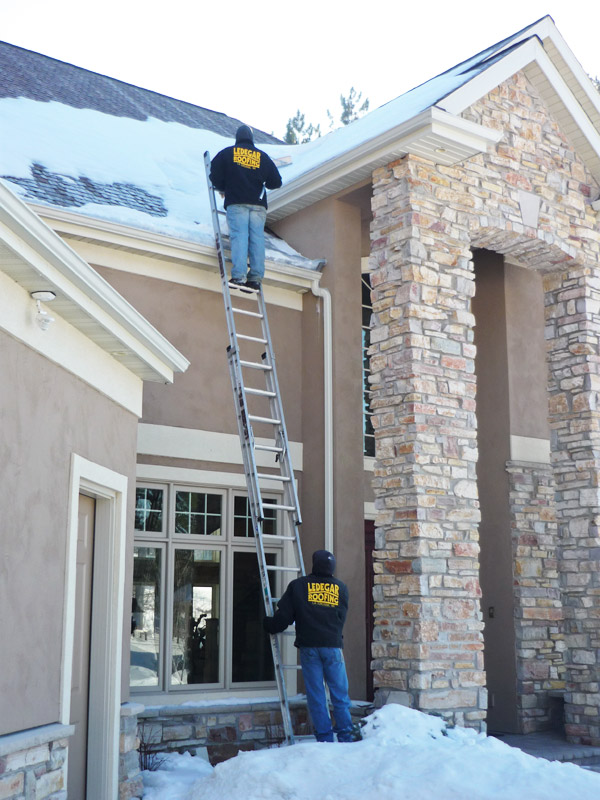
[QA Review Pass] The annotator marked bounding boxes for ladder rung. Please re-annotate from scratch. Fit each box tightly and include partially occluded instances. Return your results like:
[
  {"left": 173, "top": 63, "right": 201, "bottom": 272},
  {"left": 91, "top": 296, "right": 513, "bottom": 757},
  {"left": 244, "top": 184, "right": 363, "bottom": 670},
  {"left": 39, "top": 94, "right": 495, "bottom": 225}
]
[
  {"left": 281, "top": 664, "right": 303, "bottom": 670},
  {"left": 254, "top": 444, "right": 283, "bottom": 453},
  {"left": 245, "top": 388, "right": 276, "bottom": 398},
  {"left": 232, "top": 307, "right": 263, "bottom": 318},
  {"left": 262, "top": 534, "right": 296, "bottom": 541},
  {"left": 263, "top": 502, "right": 296, "bottom": 511},
  {"left": 237, "top": 334, "right": 268, "bottom": 344},
  {"left": 256, "top": 473, "right": 291, "bottom": 482},
  {"left": 249, "top": 415, "right": 281, "bottom": 425},
  {"left": 266, "top": 565, "right": 301, "bottom": 572},
  {"left": 240, "top": 360, "right": 272, "bottom": 371}
]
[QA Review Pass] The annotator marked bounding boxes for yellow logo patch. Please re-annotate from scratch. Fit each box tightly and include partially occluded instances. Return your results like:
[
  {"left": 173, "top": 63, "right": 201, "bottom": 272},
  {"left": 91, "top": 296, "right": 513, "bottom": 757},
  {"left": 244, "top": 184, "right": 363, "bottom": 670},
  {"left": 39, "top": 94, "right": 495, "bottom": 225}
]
[
  {"left": 308, "top": 582, "right": 339, "bottom": 607},
  {"left": 233, "top": 147, "right": 261, "bottom": 169}
]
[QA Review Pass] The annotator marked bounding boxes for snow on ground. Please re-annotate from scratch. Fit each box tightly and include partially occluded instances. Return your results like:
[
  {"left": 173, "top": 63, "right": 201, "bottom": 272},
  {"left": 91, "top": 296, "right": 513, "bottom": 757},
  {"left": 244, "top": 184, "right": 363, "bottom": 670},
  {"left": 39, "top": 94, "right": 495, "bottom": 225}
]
[{"left": 141, "top": 704, "right": 600, "bottom": 800}]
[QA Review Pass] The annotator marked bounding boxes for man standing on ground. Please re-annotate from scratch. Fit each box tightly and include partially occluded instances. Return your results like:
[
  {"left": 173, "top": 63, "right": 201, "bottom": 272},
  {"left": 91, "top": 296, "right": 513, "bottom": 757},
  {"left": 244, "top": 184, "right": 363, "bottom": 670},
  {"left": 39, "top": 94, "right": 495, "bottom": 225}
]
[
  {"left": 263, "top": 549, "right": 356, "bottom": 742},
  {"left": 209, "top": 125, "right": 282, "bottom": 291}
]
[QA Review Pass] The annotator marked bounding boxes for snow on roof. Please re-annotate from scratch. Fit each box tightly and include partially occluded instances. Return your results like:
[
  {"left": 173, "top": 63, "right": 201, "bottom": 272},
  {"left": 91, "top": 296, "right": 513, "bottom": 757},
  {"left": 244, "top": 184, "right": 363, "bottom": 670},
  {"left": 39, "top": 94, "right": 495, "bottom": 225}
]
[{"left": 0, "top": 18, "right": 551, "bottom": 269}]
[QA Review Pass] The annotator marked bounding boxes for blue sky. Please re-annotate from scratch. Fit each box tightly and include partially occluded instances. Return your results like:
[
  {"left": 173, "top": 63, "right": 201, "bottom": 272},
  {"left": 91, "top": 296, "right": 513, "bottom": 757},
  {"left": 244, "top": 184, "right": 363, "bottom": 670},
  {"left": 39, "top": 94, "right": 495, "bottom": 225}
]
[{"left": 2, "top": 0, "right": 599, "bottom": 138}]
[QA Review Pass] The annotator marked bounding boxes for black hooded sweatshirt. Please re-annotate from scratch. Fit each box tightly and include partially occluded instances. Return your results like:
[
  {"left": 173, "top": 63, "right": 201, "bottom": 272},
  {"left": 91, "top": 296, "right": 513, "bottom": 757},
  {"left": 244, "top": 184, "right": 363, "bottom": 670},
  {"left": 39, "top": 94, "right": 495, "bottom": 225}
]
[
  {"left": 263, "top": 550, "right": 349, "bottom": 648},
  {"left": 209, "top": 125, "right": 282, "bottom": 209}
]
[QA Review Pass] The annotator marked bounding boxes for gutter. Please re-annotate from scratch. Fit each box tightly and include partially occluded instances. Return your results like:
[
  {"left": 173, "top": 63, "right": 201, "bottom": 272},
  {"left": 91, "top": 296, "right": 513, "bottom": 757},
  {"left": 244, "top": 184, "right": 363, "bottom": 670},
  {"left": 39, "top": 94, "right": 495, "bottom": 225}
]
[{"left": 310, "top": 277, "right": 334, "bottom": 552}]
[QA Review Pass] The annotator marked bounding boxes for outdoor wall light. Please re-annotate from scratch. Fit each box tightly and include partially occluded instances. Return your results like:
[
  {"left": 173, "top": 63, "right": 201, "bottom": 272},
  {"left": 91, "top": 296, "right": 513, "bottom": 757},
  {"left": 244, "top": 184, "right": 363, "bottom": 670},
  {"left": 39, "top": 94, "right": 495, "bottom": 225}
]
[{"left": 30, "top": 290, "right": 56, "bottom": 332}]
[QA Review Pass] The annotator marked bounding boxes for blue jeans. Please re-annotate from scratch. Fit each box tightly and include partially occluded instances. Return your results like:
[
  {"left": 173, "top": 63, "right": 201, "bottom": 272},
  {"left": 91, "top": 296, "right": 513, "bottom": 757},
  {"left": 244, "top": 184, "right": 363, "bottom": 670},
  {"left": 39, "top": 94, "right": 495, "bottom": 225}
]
[
  {"left": 226, "top": 204, "right": 267, "bottom": 282},
  {"left": 299, "top": 647, "right": 353, "bottom": 742}
]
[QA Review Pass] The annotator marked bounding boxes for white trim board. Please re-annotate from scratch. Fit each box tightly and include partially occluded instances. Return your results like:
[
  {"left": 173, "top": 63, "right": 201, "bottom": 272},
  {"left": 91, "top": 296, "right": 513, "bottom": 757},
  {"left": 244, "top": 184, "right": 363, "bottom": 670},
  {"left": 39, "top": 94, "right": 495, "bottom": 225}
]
[
  {"left": 137, "top": 464, "right": 286, "bottom": 492},
  {"left": 509, "top": 435, "right": 550, "bottom": 464},
  {"left": 62, "top": 455, "right": 129, "bottom": 800},
  {"left": 0, "top": 267, "right": 144, "bottom": 416},
  {"left": 65, "top": 238, "right": 305, "bottom": 311},
  {"left": 137, "top": 423, "right": 303, "bottom": 471}
]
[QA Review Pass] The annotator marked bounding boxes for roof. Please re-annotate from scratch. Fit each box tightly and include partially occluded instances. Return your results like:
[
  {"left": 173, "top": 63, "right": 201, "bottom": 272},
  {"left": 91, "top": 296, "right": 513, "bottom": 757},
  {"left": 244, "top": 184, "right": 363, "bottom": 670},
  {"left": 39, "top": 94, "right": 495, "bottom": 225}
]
[
  {"left": 268, "top": 15, "right": 600, "bottom": 219},
  {"left": 0, "top": 41, "right": 281, "bottom": 143},
  {"left": 1, "top": 17, "right": 599, "bottom": 248}
]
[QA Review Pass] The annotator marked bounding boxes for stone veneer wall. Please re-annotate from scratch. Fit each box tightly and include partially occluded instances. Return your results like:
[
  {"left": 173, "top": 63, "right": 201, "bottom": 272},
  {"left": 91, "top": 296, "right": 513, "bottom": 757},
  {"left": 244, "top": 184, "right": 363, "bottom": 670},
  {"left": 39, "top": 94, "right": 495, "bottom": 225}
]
[
  {"left": 506, "top": 461, "right": 565, "bottom": 732},
  {"left": 138, "top": 700, "right": 312, "bottom": 765},
  {"left": 120, "top": 703, "right": 144, "bottom": 800},
  {"left": 0, "top": 723, "right": 73, "bottom": 800},
  {"left": 369, "top": 69, "right": 600, "bottom": 739}
]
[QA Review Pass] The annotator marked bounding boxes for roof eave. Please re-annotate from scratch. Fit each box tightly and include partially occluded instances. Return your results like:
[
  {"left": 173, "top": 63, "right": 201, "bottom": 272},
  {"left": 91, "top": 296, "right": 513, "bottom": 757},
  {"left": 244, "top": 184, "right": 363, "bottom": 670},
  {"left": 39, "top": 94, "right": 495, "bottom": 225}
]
[
  {"left": 0, "top": 180, "right": 190, "bottom": 383},
  {"left": 268, "top": 18, "right": 600, "bottom": 223},
  {"left": 440, "top": 35, "right": 600, "bottom": 186},
  {"left": 31, "top": 203, "right": 323, "bottom": 293},
  {"left": 267, "top": 107, "right": 502, "bottom": 223}
]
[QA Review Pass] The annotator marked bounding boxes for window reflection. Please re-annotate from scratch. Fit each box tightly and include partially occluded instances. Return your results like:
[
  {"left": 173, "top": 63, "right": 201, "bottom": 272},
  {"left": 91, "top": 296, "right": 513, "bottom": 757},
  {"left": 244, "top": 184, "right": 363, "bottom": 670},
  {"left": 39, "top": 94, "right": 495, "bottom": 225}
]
[
  {"left": 171, "top": 549, "right": 221, "bottom": 685},
  {"left": 233, "top": 496, "right": 277, "bottom": 537},
  {"left": 175, "top": 491, "right": 222, "bottom": 536},
  {"left": 135, "top": 488, "right": 164, "bottom": 532},
  {"left": 232, "top": 551, "right": 275, "bottom": 682},
  {"left": 130, "top": 547, "right": 161, "bottom": 687}
]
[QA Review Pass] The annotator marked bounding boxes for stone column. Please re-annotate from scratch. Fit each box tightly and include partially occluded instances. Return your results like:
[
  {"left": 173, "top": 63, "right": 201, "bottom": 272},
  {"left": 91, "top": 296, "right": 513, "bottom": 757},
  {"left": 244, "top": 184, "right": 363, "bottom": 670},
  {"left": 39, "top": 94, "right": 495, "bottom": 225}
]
[
  {"left": 506, "top": 461, "right": 564, "bottom": 732},
  {"left": 545, "top": 266, "right": 600, "bottom": 745},
  {"left": 369, "top": 156, "right": 486, "bottom": 729}
]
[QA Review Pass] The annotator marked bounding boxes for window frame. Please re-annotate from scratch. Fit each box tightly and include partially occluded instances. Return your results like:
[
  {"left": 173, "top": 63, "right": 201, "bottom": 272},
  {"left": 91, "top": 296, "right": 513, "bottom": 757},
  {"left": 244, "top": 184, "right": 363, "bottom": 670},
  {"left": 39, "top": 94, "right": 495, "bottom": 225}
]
[
  {"left": 362, "top": 272, "right": 375, "bottom": 458},
  {"left": 131, "top": 482, "right": 283, "bottom": 695}
]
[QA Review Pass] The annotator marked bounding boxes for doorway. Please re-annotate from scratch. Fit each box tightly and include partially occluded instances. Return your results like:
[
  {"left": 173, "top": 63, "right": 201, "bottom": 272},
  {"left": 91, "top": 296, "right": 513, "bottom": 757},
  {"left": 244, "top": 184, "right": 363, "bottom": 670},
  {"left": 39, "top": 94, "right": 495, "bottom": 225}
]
[
  {"left": 69, "top": 494, "right": 96, "bottom": 798},
  {"left": 62, "top": 455, "right": 129, "bottom": 800}
]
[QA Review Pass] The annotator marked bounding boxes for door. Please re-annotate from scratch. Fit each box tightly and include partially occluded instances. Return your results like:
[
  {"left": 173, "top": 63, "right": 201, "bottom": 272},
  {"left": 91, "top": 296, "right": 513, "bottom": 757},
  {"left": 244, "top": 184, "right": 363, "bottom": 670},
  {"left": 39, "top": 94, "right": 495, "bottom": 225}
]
[{"left": 69, "top": 493, "right": 96, "bottom": 799}]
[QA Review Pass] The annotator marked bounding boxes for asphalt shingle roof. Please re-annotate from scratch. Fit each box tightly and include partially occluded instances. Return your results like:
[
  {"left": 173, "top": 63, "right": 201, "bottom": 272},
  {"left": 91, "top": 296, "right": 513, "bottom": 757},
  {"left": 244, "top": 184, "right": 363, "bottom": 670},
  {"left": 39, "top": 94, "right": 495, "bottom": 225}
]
[{"left": 0, "top": 40, "right": 281, "bottom": 144}]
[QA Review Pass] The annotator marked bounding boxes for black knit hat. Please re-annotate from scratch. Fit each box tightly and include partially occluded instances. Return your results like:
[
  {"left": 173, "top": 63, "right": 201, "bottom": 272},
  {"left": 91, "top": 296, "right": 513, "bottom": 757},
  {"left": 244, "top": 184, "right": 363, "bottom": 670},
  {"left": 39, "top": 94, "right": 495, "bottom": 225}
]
[
  {"left": 312, "top": 550, "right": 336, "bottom": 577},
  {"left": 235, "top": 124, "right": 254, "bottom": 144}
]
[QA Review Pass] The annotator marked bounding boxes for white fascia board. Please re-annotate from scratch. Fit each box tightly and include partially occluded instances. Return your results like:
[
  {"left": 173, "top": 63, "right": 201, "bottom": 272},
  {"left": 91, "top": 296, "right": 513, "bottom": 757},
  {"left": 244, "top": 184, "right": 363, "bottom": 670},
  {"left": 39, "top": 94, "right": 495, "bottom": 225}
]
[
  {"left": 268, "top": 108, "right": 501, "bottom": 221},
  {"left": 499, "top": 16, "right": 600, "bottom": 124},
  {"left": 31, "top": 203, "right": 219, "bottom": 263},
  {"left": 33, "top": 204, "right": 322, "bottom": 295},
  {"left": 0, "top": 181, "right": 189, "bottom": 380},
  {"left": 440, "top": 37, "right": 600, "bottom": 181},
  {"left": 440, "top": 38, "right": 543, "bottom": 114}
]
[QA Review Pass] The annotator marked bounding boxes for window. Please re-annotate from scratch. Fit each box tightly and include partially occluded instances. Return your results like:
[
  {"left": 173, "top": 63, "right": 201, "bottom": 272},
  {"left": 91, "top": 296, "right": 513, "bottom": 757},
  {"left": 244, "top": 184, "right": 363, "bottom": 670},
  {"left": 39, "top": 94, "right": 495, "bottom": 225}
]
[
  {"left": 130, "top": 484, "right": 280, "bottom": 693},
  {"left": 362, "top": 276, "right": 375, "bottom": 457}
]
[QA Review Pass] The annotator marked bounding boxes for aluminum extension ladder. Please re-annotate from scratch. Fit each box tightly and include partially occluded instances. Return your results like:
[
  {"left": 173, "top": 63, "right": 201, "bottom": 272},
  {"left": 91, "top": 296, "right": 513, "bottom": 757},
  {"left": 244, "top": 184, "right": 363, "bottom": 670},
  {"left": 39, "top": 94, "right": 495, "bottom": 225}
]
[{"left": 204, "top": 152, "right": 306, "bottom": 743}]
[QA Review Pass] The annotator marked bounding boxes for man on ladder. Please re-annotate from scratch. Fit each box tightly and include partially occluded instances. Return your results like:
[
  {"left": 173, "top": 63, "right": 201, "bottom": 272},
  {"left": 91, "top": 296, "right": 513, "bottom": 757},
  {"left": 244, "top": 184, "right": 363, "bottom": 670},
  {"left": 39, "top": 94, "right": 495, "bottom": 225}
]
[{"left": 209, "top": 124, "right": 282, "bottom": 291}]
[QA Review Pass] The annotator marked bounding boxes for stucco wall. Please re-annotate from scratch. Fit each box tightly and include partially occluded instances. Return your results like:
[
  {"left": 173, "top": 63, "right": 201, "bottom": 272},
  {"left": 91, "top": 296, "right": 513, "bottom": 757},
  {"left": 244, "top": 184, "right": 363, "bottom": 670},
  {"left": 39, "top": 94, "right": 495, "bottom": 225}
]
[
  {"left": 273, "top": 193, "right": 369, "bottom": 699},
  {"left": 95, "top": 267, "right": 303, "bottom": 443},
  {"left": 0, "top": 331, "right": 137, "bottom": 736}
]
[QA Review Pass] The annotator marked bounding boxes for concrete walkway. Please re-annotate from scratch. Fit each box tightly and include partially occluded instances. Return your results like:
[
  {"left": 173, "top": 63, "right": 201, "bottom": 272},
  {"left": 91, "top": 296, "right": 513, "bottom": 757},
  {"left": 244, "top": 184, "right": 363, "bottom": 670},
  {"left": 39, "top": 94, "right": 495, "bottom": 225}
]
[{"left": 495, "top": 731, "right": 600, "bottom": 772}]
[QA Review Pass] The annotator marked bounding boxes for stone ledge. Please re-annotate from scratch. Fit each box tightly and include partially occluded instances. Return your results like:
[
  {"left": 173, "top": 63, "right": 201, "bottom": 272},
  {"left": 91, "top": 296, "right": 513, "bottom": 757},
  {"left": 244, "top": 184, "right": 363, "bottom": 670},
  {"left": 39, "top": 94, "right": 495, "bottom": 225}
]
[
  {"left": 140, "top": 698, "right": 307, "bottom": 719},
  {"left": 506, "top": 460, "right": 553, "bottom": 471},
  {"left": 121, "top": 702, "right": 145, "bottom": 718},
  {"left": 0, "top": 723, "right": 75, "bottom": 757}
]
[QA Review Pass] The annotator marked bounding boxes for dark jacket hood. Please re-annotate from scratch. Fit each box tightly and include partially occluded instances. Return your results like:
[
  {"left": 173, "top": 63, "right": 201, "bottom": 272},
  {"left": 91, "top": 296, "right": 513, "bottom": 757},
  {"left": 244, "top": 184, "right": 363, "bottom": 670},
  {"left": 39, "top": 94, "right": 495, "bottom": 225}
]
[
  {"left": 235, "top": 124, "right": 254, "bottom": 145},
  {"left": 312, "top": 550, "right": 336, "bottom": 577}
]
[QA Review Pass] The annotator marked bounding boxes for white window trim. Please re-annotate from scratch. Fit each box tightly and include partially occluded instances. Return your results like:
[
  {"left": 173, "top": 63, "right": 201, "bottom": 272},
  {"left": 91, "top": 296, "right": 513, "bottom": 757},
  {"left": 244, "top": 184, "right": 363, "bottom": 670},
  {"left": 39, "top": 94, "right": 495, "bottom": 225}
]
[{"left": 62, "top": 454, "right": 128, "bottom": 800}]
